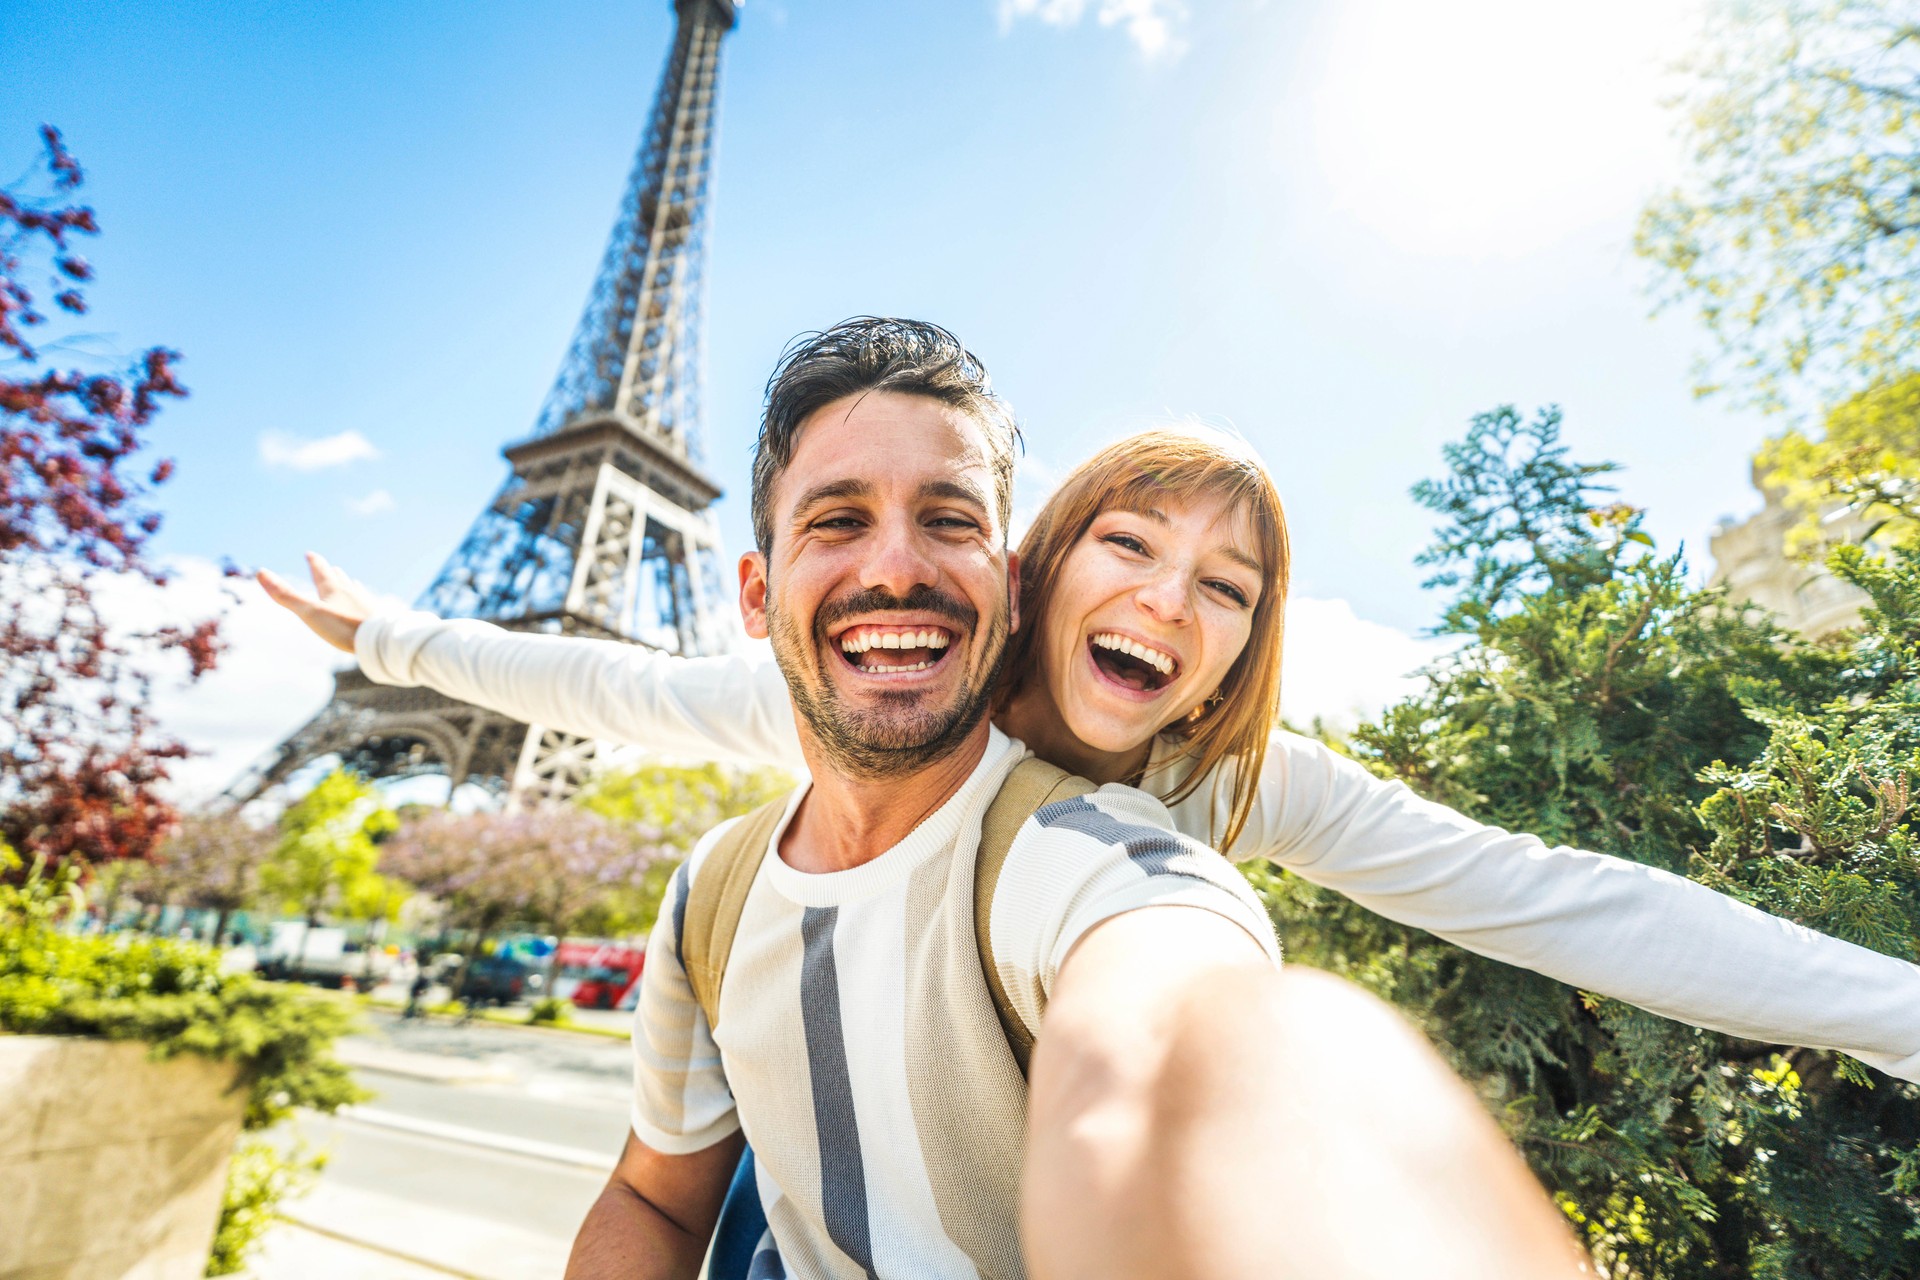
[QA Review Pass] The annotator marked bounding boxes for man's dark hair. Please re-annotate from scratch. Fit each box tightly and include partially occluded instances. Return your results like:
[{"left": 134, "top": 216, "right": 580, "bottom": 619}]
[{"left": 751, "top": 317, "right": 1021, "bottom": 555}]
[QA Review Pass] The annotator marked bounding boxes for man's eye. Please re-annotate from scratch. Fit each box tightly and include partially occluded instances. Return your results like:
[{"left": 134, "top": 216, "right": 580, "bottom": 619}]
[
  {"left": 812, "top": 516, "right": 863, "bottom": 531},
  {"left": 929, "top": 516, "right": 980, "bottom": 530}
]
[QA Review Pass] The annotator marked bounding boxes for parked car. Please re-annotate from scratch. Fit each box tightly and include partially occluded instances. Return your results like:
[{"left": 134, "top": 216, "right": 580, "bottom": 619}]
[
  {"left": 255, "top": 922, "right": 394, "bottom": 990},
  {"left": 456, "top": 953, "right": 546, "bottom": 1007}
]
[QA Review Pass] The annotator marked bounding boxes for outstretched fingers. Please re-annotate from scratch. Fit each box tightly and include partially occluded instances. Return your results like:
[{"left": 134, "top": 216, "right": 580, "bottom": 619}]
[{"left": 258, "top": 556, "right": 364, "bottom": 653}]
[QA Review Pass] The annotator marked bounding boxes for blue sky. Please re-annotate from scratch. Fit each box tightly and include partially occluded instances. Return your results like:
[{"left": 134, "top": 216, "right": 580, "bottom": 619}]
[{"left": 3, "top": 0, "right": 1775, "bottom": 795}]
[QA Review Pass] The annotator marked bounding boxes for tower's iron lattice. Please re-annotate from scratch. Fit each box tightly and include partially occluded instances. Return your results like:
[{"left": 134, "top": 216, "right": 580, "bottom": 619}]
[{"left": 229, "top": 0, "right": 740, "bottom": 808}]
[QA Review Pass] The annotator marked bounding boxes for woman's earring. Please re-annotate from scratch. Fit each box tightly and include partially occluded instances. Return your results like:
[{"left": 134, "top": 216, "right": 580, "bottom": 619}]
[{"left": 1207, "top": 687, "right": 1225, "bottom": 707}]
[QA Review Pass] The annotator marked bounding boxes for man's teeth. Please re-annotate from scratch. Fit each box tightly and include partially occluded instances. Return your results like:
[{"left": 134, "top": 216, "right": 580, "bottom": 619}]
[
  {"left": 838, "top": 628, "right": 952, "bottom": 654},
  {"left": 1090, "top": 632, "right": 1176, "bottom": 676}
]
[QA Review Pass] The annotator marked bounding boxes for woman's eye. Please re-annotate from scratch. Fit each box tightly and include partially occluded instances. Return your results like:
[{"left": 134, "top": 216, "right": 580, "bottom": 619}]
[
  {"left": 1208, "top": 580, "right": 1251, "bottom": 607},
  {"left": 1102, "top": 533, "right": 1147, "bottom": 555}
]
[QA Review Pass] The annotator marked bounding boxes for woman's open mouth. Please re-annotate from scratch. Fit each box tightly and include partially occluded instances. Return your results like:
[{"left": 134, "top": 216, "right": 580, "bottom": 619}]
[
  {"left": 837, "top": 624, "right": 956, "bottom": 676},
  {"left": 1087, "top": 631, "right": 1179, "bottom": 694}
]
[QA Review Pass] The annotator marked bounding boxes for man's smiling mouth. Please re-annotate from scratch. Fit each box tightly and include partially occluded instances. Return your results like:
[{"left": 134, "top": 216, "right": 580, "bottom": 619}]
[
  {"left": 1088, "top": 631, "right": 1179, "bottom": 693},
  {"left": 837, "top": 624, "right": 955, "bottom": 675}
]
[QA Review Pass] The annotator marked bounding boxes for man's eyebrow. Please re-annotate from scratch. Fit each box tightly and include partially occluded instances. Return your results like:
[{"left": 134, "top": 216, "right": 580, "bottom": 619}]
[
  {"left": 921, "top": 478, "right": 989, "bottom": 510},
  {"left": 791, "top": 478, "right": 876, "bottom": 517}
]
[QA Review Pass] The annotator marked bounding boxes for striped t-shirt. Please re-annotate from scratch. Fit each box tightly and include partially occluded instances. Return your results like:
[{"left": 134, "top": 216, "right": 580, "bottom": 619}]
[{"left": 629, "top": 727, "right": 1281, "bottom": 1280}]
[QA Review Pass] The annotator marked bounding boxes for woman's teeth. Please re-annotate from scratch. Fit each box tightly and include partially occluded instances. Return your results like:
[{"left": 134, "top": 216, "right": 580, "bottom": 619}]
[{"left": 1089, "top": 632, "right": 1176, "bottom": 676}]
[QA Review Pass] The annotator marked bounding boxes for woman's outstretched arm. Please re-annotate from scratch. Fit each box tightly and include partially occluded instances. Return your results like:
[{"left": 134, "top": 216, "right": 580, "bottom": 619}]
[
  {"left": 260, "top": 553, "right": 805, "bottom": 771},
  {"left": 1178, "top": 729, "right": 1920, "bottom": 1083}
]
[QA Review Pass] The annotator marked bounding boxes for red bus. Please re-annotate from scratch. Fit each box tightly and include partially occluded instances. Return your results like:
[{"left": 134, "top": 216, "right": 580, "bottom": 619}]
[{"left": 553, "top": 940, "right": 646, "bottom": 1010}]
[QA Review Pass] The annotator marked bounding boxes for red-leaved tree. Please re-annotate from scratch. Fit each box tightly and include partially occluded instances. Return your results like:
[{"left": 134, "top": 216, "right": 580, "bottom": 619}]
[{"left": 1, "top": 125, "right": 224, "bottom": 867}]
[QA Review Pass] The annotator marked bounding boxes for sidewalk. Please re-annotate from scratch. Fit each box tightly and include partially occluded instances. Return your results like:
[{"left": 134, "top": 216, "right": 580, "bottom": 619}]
[
  {"left": 251, "top": 1180, "right": 575, "bottom": 1280},
  {"left": 246, "top": 1217, "right": 478, "bottom": 1280}
]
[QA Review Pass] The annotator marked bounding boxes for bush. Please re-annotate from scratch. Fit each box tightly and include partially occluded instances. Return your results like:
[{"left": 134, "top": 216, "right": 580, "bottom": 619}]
[
  {"left": 1255, "top": 408, "right": 1920, "bottom": 1278},
  {"left": 527, "top": 995, "right": 573, "bottom": 1025},
  {"left": 1, "top": 845, "right": 367, "bottom": 1273},
  {"left": 203, "top": 1138, "right": 324, "bottom": 1277}
]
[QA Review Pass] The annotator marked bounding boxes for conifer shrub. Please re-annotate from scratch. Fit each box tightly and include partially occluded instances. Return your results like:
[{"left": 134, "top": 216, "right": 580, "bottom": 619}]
[{"left": 1250, "top": 406, "right": 1920, "bottom": 1278}]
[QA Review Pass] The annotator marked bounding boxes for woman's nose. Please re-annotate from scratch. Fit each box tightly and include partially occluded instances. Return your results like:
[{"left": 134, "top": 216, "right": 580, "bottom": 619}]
[{"left": 1135, "top": 570, "right": 1193, "bottom": 625}]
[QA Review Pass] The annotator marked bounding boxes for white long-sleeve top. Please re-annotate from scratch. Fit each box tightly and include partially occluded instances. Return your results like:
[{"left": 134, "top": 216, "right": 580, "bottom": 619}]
[{"left": 357, "top": 608, "right": 1920, "bottom": 1081}]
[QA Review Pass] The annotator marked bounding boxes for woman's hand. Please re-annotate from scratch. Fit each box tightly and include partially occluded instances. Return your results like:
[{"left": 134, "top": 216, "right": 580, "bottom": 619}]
[{"left": 258, "top": 551, "right": 380, "bottom": 654}]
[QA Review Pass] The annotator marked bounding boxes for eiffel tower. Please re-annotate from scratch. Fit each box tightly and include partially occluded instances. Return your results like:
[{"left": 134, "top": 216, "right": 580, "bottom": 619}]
[{"left": 229, "top": 0, "right": 741, "bottom": 808}]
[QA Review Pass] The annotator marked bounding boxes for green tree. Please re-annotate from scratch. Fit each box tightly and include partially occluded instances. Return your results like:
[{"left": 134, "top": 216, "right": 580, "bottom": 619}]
[
  {"left": 1755, "top": 372, "right": 1920, "bottom": 557},
  {"left": 573, "top": 761, "right": 791, "bottom": 935},
  {"left": 1251, "top": 406, "right": 1920, "bottom": 1277},
  {"left": 1637, "top": 0, "right": 1920, "bottom": 414},
  {"left": 258, "top": 769, "right": 396, "bottom": 964}
]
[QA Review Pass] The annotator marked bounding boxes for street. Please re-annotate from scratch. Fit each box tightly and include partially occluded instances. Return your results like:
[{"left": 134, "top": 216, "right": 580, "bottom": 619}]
[{"left": 249, "top": 1008, "right": 636, "bottom": 1280}]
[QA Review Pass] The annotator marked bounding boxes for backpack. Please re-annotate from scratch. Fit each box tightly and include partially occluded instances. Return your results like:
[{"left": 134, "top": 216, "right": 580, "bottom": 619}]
[{"left": 680, "top": 756, "right": 1095, "bottom": 1077}]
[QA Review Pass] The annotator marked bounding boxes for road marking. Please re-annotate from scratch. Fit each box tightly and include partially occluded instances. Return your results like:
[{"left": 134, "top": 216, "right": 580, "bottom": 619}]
[{"left": 337, "top": 1105, "right": 618, "bottom": 1171}]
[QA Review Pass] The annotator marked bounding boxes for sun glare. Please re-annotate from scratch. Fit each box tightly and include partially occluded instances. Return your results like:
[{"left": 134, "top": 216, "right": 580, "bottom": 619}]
[{"left": 1307, "top": 0, "right": 1708, "bottom": 258}]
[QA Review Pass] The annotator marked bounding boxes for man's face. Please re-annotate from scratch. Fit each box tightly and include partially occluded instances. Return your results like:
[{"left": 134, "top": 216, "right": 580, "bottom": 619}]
[{"left": 739, "top": 391, "right": 1017, "bottom": 779}]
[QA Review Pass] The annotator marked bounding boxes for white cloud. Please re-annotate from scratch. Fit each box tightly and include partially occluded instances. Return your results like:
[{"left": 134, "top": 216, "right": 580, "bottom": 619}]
[
  {"left": 259, "top": 429, "right": 381, "bottom": 471},
  {"left": 1279, "top": 595, "right": 1450, "bottom": 730},
  {"left": 85, "top": 556, "right": 409, "bottom": 806},
  {"left": 997, "top": 0, "right": 1187, "bottom": 58},
  {"left": 347, "top": 489, "right": 396, "bottom": 516}
]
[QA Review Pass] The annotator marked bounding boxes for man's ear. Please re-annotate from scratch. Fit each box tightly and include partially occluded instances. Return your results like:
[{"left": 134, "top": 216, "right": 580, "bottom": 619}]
[
  {"left": 739, "top": 552, "right": 770, "bottom": 640},
  {"left": 1006, "top": 550, "right": 1021, "bottom": 636}
]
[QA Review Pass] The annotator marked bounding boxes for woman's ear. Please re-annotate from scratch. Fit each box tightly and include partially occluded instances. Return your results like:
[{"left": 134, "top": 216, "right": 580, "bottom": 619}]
[{"left": 739, "top": 552, "right": 770, "bottom": 640}]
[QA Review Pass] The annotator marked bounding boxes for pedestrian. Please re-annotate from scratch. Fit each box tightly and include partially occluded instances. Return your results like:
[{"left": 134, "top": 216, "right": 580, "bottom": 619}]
[{"left": 405, "top": 968, "right": 431, "bottom": 1020}]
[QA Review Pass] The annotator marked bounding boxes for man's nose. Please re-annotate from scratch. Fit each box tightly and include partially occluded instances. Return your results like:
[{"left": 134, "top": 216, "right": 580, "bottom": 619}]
[{"left": 860, "top": 518, "right": 941, "bottom": 596}]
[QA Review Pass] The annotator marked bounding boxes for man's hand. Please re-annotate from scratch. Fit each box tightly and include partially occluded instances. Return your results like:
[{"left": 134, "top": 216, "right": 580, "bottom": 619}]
[
  {"left": 258, "top": 552, "right": 380, "bottom": 654},
  {"left": 1024, "top": 907, "right": 1592, "bottom": 1280}
]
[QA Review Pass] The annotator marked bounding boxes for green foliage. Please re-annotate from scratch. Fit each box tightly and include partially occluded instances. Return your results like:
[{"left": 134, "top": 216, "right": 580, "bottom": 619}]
[
  {"left": 575, "top": 760, "right": 791, "bottom": 837},
  {"left": 204, "top": 1138, "right": 323, "bottom": 1277},
  {"left": 260, "top": 769, "right": 398, "bottom": 929},
  {"left": 573, "top": 761, "right": 792, "bottom": 936},
  {"left": 1636, "top": 0, "right": 1920, "bottom": 413},
  {"left": 1758, "top": 372, "right": 1920, "bottom": 558},
  {"left": 0, "top": 844, "right": 368, "bottom": 1130},
  {"left": 1251, "top": 409, "right": 1920, "bottom": 1277},
  {"left": 527, "top": 995, "right": 572, "bottom": 1025}
]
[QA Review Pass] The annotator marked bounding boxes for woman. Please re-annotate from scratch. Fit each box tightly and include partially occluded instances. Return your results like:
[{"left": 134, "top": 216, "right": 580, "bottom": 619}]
[{"left": 261, "top": 427, "right": 1920, "bottom": 1081}]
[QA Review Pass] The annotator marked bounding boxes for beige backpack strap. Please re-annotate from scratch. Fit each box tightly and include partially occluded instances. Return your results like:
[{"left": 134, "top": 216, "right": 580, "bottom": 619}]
[
  {"left": 682, "top": 795, "right": 790, "bottom": 1034},
  {"left": 974, "top": 757, "right": 1098, "bottom": 1077}
]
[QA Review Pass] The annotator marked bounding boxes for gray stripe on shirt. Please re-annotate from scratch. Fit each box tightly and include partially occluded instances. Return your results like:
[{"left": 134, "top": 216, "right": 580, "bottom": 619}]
[
  {"left": 799, "top": 905, "right": 879, "bottom": 1280},
  {"left": 671, "top": 860, "right": 691, "bottom": 975},
  {"left": 1033, "top": 795, "right": 1219, "bottom": 881}
]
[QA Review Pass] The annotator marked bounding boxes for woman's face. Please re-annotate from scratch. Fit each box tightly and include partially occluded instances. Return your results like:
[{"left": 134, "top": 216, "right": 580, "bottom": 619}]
[{"left": 1037, "top": 491, "right": 1265, "bottom": 757}]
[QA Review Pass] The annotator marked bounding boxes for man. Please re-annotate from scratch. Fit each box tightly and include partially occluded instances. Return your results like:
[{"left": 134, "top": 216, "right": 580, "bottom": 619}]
[{"left": 265, "top": 318, "right": 1589, "bottom": 1278}]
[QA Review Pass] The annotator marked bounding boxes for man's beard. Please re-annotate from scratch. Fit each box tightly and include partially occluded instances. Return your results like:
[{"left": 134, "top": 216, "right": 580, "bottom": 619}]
[{"left": 767, "top": 581, "right": 1010, "bottom": 780}]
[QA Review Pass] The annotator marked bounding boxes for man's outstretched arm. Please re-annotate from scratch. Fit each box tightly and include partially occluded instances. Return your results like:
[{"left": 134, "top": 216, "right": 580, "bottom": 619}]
[
  {"left": 1022, "top": 907, "right": 1591, "bottom": 1280},
  {"left": 567, "top": 1129, "right": 744, "bottom": 1280}
]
